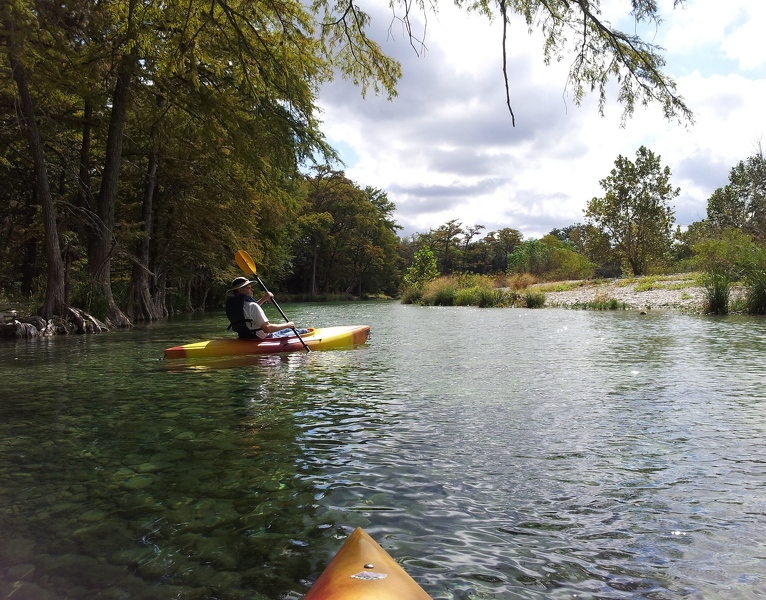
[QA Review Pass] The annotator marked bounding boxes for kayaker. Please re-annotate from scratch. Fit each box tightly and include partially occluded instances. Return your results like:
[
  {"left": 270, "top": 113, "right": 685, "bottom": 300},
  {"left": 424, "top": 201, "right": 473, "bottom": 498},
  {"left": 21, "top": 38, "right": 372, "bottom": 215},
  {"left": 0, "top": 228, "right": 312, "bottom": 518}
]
[{"left": 225, "top": 276, "right": 296, "bottom": 339}]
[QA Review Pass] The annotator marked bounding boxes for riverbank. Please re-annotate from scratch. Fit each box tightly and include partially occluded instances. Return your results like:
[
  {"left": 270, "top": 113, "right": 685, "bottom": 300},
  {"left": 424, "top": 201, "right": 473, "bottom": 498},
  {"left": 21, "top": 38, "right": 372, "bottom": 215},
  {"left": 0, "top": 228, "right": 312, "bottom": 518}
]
[{"left": 529, "top": 273, "right": 727, "bottom": 312}]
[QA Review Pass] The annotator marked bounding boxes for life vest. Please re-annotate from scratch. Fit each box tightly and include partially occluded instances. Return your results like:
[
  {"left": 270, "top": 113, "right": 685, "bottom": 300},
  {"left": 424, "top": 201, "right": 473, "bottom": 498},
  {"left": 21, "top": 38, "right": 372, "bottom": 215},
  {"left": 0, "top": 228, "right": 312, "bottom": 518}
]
[{"left": 225, "top": 294, "right": 261, "bottom": 337}]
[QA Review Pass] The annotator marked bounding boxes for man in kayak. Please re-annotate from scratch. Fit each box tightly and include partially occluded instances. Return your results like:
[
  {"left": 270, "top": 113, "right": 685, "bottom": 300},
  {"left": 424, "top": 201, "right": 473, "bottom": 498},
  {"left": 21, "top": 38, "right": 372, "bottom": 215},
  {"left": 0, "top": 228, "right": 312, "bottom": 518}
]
[{"left": 225, "top": 276, "right": 297, "bottom": 339}]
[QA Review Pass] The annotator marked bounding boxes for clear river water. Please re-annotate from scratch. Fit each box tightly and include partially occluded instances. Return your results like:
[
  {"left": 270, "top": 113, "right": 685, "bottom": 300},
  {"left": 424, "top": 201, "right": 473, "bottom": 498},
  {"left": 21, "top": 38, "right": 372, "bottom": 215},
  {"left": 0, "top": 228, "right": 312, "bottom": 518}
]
[{"left": 0, "top": 301, "right": 764, "bottom": 599}]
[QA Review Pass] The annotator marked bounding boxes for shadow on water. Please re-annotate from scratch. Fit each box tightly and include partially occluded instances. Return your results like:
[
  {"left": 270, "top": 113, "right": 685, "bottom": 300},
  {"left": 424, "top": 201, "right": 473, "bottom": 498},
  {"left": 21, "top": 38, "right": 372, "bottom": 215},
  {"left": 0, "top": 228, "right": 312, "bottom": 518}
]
[{"left": 1, "top": 303, "right": 766, "bottom": 598}]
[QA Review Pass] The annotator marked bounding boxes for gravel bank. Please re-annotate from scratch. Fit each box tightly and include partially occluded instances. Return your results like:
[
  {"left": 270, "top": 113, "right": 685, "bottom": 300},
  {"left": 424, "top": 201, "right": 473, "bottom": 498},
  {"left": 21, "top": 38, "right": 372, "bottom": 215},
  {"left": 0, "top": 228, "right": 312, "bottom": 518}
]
[{"left": 532, "top": 276, "right": 711, "bottom": 312}]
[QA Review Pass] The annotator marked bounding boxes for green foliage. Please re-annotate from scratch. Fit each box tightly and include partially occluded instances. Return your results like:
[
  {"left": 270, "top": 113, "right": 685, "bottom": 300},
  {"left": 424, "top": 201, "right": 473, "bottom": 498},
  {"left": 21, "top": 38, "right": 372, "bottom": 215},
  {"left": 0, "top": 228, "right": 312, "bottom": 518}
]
[
  {"left": 740, "top": 245, "right": 766, "bottom": 314},
  {"left": 745, "top": 271, "right": 766, "bottom": 314},
  {"left": 708, "top": 151, "right": 766, "bottom": 240},
  {"left": 403, "top": 247, "right": 439, "bottom": 288},
  {"left": 429, "top": 219, "right": 465, "bottom": 274},
  {"left": 414, "top": 275, "right": 516, "bottom": 307},
  {"left": 585, "top": 146, "right": 678, "bottom": 276},
  {"left": 507, "top": 239, "right": 551, "bottom": 275},
  {"left": 672, "top": 221, "right": 715, "bottom": 272},
  {"left": 505, "top": 235, "right": 595, "bottom": 281},
  {"left": 421, "top": 277, "right": 458, "bottom": 306},
  {"left": 692, "top": 228, "right": 766, "bottom": 314},
  {"left": 570, "top": 295, "right": 628, "bottom": 311},
  {"left": 693, "top": 228, "right": 754, "bottom": 272},
  {"left": 69, "top": 280, "right": 111, "bottom": 321},
  {"left": 702, "top": 265, "right": 733, "bottom": 315},
  {"left": 503, "top": 273, "right": 537, "bottom": 290},
  {"left": 453, "top": 287, "right": 482, "bottom": 306},
  {"left": 402, "top": 225, "right": 525, "bottom": 277},
  {"left": 453, "top": 275, "right": 517, "bottom": 307},
  {"left": 483, "top": 228, "right": 524, "bottom": 273},
  {"left": 523, "top": 292, "right": 546, "bottom": 308},
  {"left": 693, "top": 229, "right": 756, "bottom": 314},
  {"left": 478, "top": 288, "right": 515, "bottom": 308},
  {"left": 281, "top": 169, "right": 402, "bottom": 297},
  {"left": 399, "top": 286, "right": 423, "bottom": 305},
  {"left": 542, "top": 235, "right": 596, "bottom": 280},
  {"left": 1, "top": 0, "right": 402, "bottom": 318}
]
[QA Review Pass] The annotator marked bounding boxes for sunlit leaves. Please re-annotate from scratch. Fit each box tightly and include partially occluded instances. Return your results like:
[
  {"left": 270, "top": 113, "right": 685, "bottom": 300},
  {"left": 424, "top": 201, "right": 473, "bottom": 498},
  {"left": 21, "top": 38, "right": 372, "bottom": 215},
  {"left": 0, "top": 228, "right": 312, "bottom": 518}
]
[
  {"left": 455, "top": 0, "right": 692, "bottom": 124},
  {"left": 311, "top": 0, "right": 401, "bottom": 98},
  {"left": 291, "top": 168, "right": 401, "bottom": 295},
  {"left": 707, "top": 151, "right": 766, "bottom": 241},
  {"left": 585, "top": 146, "right": 678, "bottom": 275}
]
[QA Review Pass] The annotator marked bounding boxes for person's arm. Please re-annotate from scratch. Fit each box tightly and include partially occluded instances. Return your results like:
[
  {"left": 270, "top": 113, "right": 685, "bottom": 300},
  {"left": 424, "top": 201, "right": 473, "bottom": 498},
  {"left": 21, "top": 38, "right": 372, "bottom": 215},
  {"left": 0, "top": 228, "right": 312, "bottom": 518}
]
[
  {"left": 246, "top": 297, "right": 294, "bottom": 333},
  {"left": 257, "top": 292, "right": 273, "bottom": 306},
  {"left": 259, "top": 320, "right": 295, "bottom": 334}
]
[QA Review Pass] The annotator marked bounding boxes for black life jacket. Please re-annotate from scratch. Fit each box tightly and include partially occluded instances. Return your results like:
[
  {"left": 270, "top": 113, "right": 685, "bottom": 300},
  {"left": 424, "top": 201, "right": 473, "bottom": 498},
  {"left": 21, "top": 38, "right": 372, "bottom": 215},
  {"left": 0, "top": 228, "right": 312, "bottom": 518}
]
[{"left": 225, "top": 294, "right": 261, "bottom": 336}]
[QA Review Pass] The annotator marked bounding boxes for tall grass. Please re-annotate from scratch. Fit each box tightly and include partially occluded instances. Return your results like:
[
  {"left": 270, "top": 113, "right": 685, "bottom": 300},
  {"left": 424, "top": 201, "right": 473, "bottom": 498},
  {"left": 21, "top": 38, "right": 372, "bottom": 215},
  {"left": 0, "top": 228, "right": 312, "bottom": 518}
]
[
  {"left": 702, "top": 266, "right": 732, "bottom": 315},
  {"left": 479, "top": 288, "right": 517, "bottom": 308},
  {"left": 400, "top": 286, "right": 423, "bottom": 305},
  {"left": 501, "top": 273, "right": 537, "bottom": 290},
  {"left": 417, "top": 275, "right": 518, "bottom": 307},
  {"left": 569, "top": 293, "right": 627, "bottom": 310},
  {"left": 744, "top": 268, "right": 766, "bottom": 314},
  {"left": 523, "top": 292, "right": 546, "bottom": 308}
]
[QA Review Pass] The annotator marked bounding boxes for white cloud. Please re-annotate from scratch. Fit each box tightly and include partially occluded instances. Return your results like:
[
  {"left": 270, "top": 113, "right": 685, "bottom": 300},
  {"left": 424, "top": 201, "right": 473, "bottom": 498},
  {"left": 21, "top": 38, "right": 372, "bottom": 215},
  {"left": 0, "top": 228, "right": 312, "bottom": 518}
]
[{"left": 316, "top": 0, "right": 766, "bottom": 239}]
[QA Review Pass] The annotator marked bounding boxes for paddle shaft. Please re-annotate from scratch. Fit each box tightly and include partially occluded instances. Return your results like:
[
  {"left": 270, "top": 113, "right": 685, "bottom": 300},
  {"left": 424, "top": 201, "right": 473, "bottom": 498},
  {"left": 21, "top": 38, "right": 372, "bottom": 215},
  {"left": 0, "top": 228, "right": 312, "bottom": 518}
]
[{"left": 254, "top": 275, "right": 310, "bottom": 353}]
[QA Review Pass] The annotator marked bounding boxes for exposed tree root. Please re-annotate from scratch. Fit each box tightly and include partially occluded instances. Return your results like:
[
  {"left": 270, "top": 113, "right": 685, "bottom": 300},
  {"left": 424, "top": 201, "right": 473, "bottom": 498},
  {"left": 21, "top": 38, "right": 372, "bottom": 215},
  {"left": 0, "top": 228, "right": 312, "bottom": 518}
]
[{"left": 0, "top": 305, "right": 109, "bottom": 338}]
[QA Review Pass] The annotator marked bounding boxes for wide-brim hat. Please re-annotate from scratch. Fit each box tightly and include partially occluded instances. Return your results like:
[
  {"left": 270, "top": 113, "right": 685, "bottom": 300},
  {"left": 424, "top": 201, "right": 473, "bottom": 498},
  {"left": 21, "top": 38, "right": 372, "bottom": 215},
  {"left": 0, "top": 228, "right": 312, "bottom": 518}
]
[{"left": 227, "top": 276, "right": 256, "bottom": 293}]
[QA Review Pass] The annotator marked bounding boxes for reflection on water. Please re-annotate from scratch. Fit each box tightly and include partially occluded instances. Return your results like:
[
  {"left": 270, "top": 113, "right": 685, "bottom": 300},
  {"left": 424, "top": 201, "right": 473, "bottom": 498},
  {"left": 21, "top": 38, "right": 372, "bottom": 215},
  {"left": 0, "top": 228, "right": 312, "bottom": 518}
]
[{"left": 1, "top": 303, "right": 765, "bottom": 599}]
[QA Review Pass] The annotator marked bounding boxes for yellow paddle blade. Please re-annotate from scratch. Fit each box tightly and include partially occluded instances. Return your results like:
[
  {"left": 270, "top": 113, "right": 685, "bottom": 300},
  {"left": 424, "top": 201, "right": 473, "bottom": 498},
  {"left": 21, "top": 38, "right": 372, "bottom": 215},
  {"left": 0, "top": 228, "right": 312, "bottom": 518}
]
[{"left": 234, "top": 250, "right": 257, "bottom": 275}]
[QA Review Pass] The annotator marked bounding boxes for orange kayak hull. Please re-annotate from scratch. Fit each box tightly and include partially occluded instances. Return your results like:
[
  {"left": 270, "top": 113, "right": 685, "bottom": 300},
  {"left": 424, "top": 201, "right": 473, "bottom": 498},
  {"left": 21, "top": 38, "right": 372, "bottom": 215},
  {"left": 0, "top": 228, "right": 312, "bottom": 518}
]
[
  {"left": 304, "top": 528, "right": 432, "bottom": 600},
  {"left": 164, "top": 325, "right": 370, "bottom": 359}
]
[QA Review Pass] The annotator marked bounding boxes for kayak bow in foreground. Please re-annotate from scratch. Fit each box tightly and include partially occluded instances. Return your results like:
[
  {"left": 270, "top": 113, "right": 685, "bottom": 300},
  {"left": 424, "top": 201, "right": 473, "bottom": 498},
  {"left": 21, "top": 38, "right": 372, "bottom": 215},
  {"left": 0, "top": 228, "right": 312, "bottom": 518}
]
[
  {"left": 164, "top": 325, "right": 370, "bottom": 360},
  {"left": 304, "top": 528, "right": 432, "bottom": 600}
]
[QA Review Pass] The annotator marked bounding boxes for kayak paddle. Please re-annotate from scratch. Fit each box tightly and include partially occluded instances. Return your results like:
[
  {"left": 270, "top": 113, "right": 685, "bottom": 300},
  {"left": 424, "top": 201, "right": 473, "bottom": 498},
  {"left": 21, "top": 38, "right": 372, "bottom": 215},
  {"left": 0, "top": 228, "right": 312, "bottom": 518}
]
[{"left": 234, "top": 250, "right": 310, "bottom": 353}]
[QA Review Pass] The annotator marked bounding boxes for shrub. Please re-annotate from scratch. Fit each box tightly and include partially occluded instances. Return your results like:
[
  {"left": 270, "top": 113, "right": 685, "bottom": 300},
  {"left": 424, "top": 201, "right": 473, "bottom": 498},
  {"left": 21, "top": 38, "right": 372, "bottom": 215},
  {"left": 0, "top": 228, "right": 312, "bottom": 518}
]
[
  {"left": 505, "top": 273, "right": 537, "bottom": 290},
  {"left": 403, "top": 247, "right": 439, "bottom": 288},
  {"left": 570, "top": 293, "right": 627, "bottom": 310},
  {"left": 634, "top": 277, "right": 660, "bottom": 292},
  {"left": 399, "top": 286, "right": 423, "bottom": 304},
  {"left": 702, "top": 265, "right": 732, "bottom": 314},
  {"left": 455, "top": 287, "right": 480, "bottom": 306},
  {"left": 478, "top": 288, "right": 514, "bottom": 308},
  {"left": 595, "top": 297, "right": 627, "bottom": 310},
  {"left": 421, "top": 277, "right": 458, "bottom": 306},
  {"left": 414, "top": 275, "right": 520, "bottom": 307},
  {"left": 744, "top": 267, "right": 766, "bottom": 314},
  {"left": 523, "top": 292, "right": 546, "bottom": 308},
  {"left": 548, "top": 246, "right": 596, "bottom": 281}
]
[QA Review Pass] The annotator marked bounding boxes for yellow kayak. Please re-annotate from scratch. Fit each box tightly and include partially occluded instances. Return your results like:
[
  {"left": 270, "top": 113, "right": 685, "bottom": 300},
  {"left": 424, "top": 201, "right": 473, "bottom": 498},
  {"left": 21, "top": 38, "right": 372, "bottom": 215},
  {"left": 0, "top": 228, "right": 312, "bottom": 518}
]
[
  {"left": 304, "top": 528, "right": 432, "bottom": 600},
  {"left": 164, "top": 325, "right": 370, "bottom": 359}
]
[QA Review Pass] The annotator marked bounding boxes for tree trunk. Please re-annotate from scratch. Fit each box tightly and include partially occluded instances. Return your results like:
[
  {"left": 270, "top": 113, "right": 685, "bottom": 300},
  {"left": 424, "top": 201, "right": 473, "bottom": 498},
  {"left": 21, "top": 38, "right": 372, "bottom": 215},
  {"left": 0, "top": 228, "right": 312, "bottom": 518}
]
[
  {"left": 87, "top": 51, "right": 135, "bottom": 328},
  {"left": 3, "top": 12, "right": 111, "bottom": 335},
  {"left": 127, "top": 129, "right": 165, "bottom": 320},
  {"left": 5, "top": 37, "right": 66, "bottom": 319},
  {"left": 77, "top": 100, "right": 94, "bottom": 211},
  {"left": 310, "top": 243, "right": 319, "bottom": 297}
]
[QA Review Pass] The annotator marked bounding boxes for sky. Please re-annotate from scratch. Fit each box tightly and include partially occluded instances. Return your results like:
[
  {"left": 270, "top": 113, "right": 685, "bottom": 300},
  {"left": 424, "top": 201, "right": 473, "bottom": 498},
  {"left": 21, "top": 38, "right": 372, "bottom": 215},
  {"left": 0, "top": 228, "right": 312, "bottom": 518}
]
[{"left": 315, "top": 0, "right": 766, "bottom": 240}]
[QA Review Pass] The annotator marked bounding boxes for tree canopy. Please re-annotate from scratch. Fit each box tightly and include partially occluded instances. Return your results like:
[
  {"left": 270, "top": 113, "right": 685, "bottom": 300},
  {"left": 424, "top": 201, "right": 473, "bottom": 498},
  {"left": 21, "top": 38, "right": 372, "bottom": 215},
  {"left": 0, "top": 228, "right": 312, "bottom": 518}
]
[
  {"left": 707, "top": 150, "right": 766, "bottom": 241},
  {"left": 585, "top": 146, "right": 678, "bottom": 276}
]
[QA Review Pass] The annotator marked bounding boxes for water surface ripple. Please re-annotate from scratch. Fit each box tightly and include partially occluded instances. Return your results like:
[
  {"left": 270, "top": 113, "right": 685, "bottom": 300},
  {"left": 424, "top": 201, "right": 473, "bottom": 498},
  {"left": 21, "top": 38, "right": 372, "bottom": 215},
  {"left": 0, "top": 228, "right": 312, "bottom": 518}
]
[{"left": 1, "top": 303, "right": 764, "bottom": 599}]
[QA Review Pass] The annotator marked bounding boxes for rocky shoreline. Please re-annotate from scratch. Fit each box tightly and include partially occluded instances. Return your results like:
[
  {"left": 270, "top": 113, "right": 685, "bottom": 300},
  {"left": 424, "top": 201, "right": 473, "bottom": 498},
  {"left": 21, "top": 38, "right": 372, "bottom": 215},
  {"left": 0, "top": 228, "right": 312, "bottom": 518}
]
[{"left": 532, "top": 275, "right": 719, "bottom": 312}]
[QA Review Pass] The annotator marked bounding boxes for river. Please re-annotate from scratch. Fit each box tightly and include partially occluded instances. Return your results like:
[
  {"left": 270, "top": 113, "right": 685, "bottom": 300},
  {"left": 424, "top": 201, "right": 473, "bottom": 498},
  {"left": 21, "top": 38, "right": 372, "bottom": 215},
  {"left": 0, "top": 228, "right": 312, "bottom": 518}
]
[{"left": 0, "top": 301, "right": 764, "bottom": 599}]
